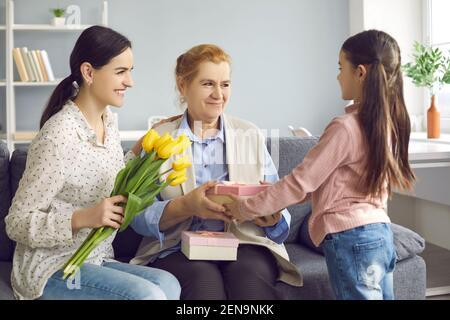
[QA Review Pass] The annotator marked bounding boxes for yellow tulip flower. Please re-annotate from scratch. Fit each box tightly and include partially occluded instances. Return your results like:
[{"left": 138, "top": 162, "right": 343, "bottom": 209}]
[
  {"left": 167, "top": 169, "right": 187, "bottom": 186},
  {"left": 157, "top": 141, "right": 177, "bottom": 159},
  {"left": 173, "top": 135, "right": 192, "bottom": 155},
  {"left": 170, "top": 176, "right": 187, "bottom": 186},
  {"left": 141, "top": 129, "right": 160, "bottom": 153},
  {"left": 172, "top": 156, "right": 192, "bottom": 171},
  {"left": 154, "top": 133, "right": 174, "bottom": 150}
]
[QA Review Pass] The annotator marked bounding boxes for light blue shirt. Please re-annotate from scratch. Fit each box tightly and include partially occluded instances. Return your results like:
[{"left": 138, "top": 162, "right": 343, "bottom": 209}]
[{"left": 131, "top": 112, "right": 291, "bottom": 258}]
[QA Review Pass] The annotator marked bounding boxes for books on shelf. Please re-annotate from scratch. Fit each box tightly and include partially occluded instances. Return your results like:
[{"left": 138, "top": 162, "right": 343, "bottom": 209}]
[{"left": 12, "top": 47, "right": 55, "bottom": 82}]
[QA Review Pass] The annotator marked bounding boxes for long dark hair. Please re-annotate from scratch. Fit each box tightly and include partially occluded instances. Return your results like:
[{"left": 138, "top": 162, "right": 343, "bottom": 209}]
[
  {"left": 40, "top": 25, "right": 131, "bottom": 128},
  {"left": 342, "top": 30, "right": 415, "bottom": 197}
]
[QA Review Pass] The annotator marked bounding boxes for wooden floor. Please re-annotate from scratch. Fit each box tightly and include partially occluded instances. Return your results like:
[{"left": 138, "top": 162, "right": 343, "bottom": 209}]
[{"left": 419, "top": 242, "right": 450, "bottom": 298}]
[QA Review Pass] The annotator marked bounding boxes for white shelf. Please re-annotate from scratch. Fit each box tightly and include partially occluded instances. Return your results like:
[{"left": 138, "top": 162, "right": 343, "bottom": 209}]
[
  {"left": 12, "top": 130, "right": 146, "bottom": 143},
  {"left": 411, "top": 132, "right": 450, "bottom": 145},
  {"left": 13, "top": 24, "right": 94, "bottom": 31},
  {"left": 13, "top": 79, "right": 62, "bottom": 86},
  {"left": 2, "top": 0, "right": 109, "bottom": 151}
]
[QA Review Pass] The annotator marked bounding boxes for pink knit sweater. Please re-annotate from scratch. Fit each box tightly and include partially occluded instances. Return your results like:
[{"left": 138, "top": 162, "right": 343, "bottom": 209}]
[{"left": 239, "top": 104, "right": 391, "bottom": 246}]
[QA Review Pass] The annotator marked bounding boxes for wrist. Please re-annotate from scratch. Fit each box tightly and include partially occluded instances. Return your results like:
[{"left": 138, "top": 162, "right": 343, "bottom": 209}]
[
  {"left": 72, "top": 209, "right": 87, "bottom": 231},
  {"left": 175, "top": 196, "right": 192, "bottom": 218}
]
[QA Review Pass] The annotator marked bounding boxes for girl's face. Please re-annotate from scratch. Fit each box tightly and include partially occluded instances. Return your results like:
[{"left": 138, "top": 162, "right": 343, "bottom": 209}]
[
  {"left": 337, "top": 50, "right": 364, "bottom": 102},
  {"left": 180, "top": 61, "right": 231, "bottom": 122},
  {"left": 91, "top": 47, "right": 134, "bottom": 107}
]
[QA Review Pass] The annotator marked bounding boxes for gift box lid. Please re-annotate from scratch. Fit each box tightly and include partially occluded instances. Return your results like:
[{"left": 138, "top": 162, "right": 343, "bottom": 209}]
[
  {"left": 206, "top": 182, "right": 270, "bottom": 196},
  {"left": 181, "top": 231, "right": 239, "bottom": 247}
]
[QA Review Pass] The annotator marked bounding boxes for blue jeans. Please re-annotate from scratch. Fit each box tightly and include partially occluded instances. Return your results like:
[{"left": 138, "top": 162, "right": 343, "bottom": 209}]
[
  {"left": 321, "top": 223, "right": 396, "bottom": 300},
  {"left": 40, "top": 261, "right": 181, "bottom": 300}
]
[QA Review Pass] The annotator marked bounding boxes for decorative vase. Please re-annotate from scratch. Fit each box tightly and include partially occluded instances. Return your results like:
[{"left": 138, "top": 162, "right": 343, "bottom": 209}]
[
  {"left": 52, "top": 17, "right": 66, "bottom": 26},
  {"left": 427, "top": 95, "right": 440, "bottom": 139}
]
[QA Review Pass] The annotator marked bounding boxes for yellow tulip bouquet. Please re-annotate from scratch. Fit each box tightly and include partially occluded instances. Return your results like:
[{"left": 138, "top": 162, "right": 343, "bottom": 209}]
[{"left": 62, "top": 129, "right": 192, "bottom": 279}]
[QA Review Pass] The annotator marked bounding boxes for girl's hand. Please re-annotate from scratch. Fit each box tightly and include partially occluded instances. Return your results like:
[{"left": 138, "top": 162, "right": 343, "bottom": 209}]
[
  {"left": 223, "top": 194, "right": 250, "bottom": 222},
  {"left": 252, "top": 181, "right": 281, "bottom": 226},
  {"left": 182, "top": 181, "right": 232, "bottom": 223},
  {"left": 72, "top": 195, "right": 127, "bottom": 231}
]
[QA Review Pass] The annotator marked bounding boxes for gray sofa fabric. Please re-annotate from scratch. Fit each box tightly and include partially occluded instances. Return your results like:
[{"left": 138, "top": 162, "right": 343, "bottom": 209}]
[
  {"left": 0, "top": 138, "right": 427, "bottom": 300},
  {"left": 266, "top": 136, "right": 317, "bottom": 243},
  {"left": 0, "top": 144, "right": 12, "bottom": 262}
]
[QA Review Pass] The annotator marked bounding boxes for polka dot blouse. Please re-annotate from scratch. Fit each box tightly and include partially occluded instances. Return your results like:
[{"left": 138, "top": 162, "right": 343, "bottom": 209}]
[{"left": 5, "top": 100, "right": 134, "bottom": 300}]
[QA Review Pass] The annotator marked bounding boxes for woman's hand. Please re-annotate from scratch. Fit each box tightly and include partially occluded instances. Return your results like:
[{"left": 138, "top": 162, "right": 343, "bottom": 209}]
[
  {"left": 131, "top": 135, "right": 145, "bottom": 156},
  {"left": 182, "top": 181, "right": 232, "bottom": 223},
  {"left": 252, "top": 211, "right": 282, "bottom": 227},
  {"left": 72, "top": 195, "right": 127, "bottom": 232}
]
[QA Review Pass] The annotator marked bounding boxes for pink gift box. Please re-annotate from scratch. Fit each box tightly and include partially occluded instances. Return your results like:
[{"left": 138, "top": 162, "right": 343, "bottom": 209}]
[
  {"left": 206, "top": 183, "right": 271, "bottom": 196},
  {"left": 181, "top": 231, "right": 239, "bottom": 247},
  {"left": 181, "top": 231, "right": 239, "bottom": 261}
]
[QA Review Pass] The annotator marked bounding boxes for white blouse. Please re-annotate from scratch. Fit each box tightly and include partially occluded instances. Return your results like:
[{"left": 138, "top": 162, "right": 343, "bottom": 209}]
[{"left": 5, "top": 100, "right": 133, "bottom": 300}]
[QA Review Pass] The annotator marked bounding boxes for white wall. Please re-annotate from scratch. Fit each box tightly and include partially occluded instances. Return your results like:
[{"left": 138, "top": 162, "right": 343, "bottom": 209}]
[
  {"left": 349, "top": 0, "right": 425, "bottom": 120},
  {"left": 0, "top": 0, "right": 350, "bottom": 137},
  {"left": 389, "top": 193, "right": 450, "bottom": 250},
  {"left": 350, "top": 0, "right": 450, "bottom": 250}
]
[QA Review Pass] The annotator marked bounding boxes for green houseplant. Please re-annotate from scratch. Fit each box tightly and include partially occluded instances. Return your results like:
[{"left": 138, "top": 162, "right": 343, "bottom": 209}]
[
  {"left": 50, "top": 8, "right": 66, "bottom": 26},
  {"left": 403, "top": 42, "right": 450, "bottom": 138}
]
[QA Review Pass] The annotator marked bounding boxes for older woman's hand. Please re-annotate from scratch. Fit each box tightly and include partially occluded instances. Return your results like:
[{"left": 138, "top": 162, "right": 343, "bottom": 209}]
[
  {"left": 252, "top": 212, "right": 282, "bottom": 227},
  {"left": 183, "top": 181, "right": 233, "bottom": 223}
]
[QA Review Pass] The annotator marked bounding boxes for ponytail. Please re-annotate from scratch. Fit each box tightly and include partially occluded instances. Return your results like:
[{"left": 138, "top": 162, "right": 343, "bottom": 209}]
[
  {"left": 342, "top": 30, "right": 415, "bottom": 197},
  {"left": 40, "top": 75, "right": 77, "bottom": 129}
]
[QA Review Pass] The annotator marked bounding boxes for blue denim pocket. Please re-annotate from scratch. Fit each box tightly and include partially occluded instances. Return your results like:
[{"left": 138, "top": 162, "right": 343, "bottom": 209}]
[{"left": 353, "top": 238, "right": 391, "bottom": 287}]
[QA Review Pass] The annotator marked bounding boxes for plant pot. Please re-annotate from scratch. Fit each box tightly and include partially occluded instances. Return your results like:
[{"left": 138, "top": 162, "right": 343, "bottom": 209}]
[
  {"left": 52, "top": 17, "right": 66, "bottom": 26},
  {"left": 427, "top": 95, "right": 440, "bottom": 139}
]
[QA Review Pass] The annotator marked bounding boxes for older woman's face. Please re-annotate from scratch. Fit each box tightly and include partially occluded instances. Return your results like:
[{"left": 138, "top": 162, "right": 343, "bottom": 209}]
[{"left": 182, "top": 61, "right": 231, "bottom": 122}]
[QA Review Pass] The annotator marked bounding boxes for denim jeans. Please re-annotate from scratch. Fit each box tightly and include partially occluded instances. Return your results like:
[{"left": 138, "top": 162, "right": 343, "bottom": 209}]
[
  {"left": 321, "top": 223, "right": 396, "bottom": 300},
  {"left": 40, "top": 261, "right": 181, "bottom": 300}
]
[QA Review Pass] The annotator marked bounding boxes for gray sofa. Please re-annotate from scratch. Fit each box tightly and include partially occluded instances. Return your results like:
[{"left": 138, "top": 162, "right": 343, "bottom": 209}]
[{"left": 0, "top": 137, "right": 426, "bottom": 300}]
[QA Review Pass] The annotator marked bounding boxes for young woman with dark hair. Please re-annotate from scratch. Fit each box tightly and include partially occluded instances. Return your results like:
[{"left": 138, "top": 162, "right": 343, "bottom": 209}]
[{"left": 6, "top": 26, "right": 180, "bottom": 300}]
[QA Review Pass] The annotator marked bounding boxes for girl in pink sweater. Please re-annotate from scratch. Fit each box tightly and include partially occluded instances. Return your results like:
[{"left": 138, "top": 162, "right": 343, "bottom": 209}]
[{"left": 224, "top": 30, "right": 415, "bottom": 300}]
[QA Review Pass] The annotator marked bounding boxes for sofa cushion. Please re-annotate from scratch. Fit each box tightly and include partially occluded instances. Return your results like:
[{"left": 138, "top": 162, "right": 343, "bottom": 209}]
[
  {"left": 298, "top": 214, "right": 426, "bottom": 261},
  {"left": 10, "top": 148, "right": 28, "bottom": 198},
  {"left": 0, "top": 142, "right": 13, "bottom": 261},
  {"left": 266, "top": 137, "right": 318, "bottom": 243},
  {"left": 0, "top": 261, "right": 14, "bottom": 299},
  {"left": 391, "top": 223, "right": 426, "bottom": 260},
  {"left": 5, "top": 148, "right": 29, "bottom": 260}
]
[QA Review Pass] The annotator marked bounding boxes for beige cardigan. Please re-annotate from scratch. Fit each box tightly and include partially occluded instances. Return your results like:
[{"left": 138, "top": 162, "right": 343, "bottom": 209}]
[{"left": 130, "top": 114, "right": 302, "bottom": 286}]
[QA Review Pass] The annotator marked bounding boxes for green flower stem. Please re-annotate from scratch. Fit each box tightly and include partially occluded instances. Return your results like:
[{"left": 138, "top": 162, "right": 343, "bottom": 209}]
[
  {"left": 128, "top": 160, "right": 164, "bottom": 194},
  {"left": 63, "top": 227, "right": 105, "bottom": 277},
  {"left": 62, "top": 228, "right": 97, "bottom": 270},
  {"left": 63, "top": 227, "right": 115, "bottom": 279}
]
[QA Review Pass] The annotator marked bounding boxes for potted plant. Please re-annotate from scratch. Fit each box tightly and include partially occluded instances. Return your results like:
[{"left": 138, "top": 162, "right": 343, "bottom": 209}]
[
  {"left": 403, "top": 42, "right": 450, "bottom": 138},
  {"left": 50, "top": 8, "right": 66, "bottom": 26}
]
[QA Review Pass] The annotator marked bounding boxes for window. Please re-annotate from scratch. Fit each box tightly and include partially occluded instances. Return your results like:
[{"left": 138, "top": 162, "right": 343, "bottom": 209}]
[{"left": 426, "top": 0, "right": 450, "bottom": 132}]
